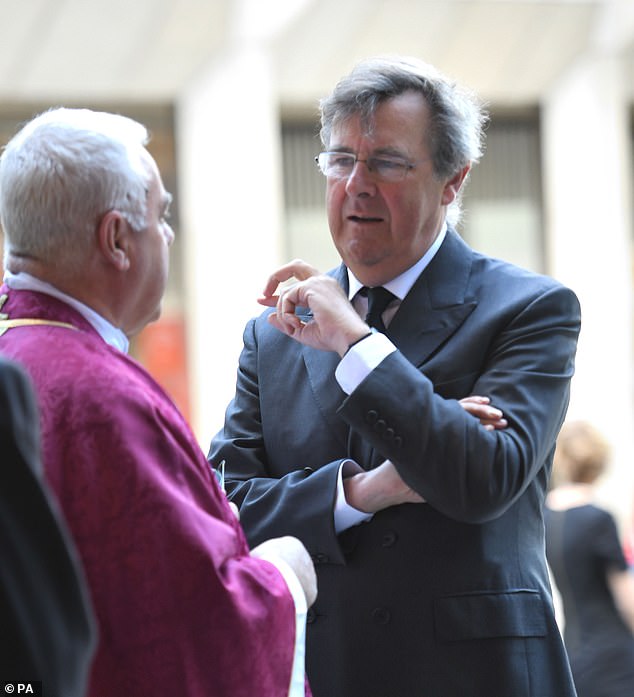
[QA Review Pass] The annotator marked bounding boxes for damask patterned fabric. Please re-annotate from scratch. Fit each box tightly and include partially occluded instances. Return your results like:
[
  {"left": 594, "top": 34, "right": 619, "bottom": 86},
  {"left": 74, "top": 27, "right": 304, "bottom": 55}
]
[{"left": 0, "top": 285, "right": 298, "bottom": 697}]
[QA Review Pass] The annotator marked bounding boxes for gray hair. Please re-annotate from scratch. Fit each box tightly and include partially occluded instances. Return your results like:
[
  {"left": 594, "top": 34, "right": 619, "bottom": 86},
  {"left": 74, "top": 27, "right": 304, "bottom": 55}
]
[
  {"left": 319, "top": 56, "right": 488, "bottom": 225},
  {"left": 0, "top": 107, "right": 151, "bottom": 268}
]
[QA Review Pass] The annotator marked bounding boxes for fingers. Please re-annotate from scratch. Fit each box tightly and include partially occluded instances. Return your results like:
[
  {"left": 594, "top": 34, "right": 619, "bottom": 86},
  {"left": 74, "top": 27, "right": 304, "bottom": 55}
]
[
  {"left": 270, "top": 283, "right": 305, "bottom": 334},
  {"left": 260, "top": 259, "right": 321, "bottom": 302},
  {"left": 481, "top": 418, "right": 508, "bottom": 431},
  {"left": 267, "top": 309, "right": 304, "bottom": 337},
  {"left": 459, "top": 395, "right": 508, "bottom": 431},
  {"left": 261, "top": 271, "right": 369, "bottom": 353},
  {"left": 459, "top": 395, "right": 490, "bottom": 406}
]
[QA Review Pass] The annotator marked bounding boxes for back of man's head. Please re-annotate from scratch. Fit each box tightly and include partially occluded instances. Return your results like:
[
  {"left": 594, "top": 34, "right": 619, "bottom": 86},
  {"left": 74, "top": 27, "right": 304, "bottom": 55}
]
[{"left": 0, "top": 108, "right": 150, "bottom": 273}]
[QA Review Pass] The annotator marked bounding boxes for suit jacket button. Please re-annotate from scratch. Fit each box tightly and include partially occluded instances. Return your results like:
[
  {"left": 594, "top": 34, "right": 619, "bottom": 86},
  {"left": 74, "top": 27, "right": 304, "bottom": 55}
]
[
  {"left": 373, "top": 419, "right": 387, "bottom": 434},
  {"left": 394, "top": 435, "right": 403, "bottom": 449},
  {"left": 303, "top": 467, "right": 314, "bottom": 476},
  {"left": 365, "top": 410, "right": 379, "bottom": 425},
  {"left": 372, "top": 607, "right": 391, "bottom": 625},
  {"left": 307, "top": 608, "right": 317, "bottom": 624},
  {"left": 381, "top": 531, "right": 398, "bottom": 547},
  {"left": 313, "top": 553, "right": 329, "bottom": 564}
]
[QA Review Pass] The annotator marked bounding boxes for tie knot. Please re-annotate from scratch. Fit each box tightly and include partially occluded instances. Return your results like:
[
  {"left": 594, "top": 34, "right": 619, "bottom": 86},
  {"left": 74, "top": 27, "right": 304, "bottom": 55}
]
[{"left": 361, "top": 286, "right": 396, "bottom": 332}]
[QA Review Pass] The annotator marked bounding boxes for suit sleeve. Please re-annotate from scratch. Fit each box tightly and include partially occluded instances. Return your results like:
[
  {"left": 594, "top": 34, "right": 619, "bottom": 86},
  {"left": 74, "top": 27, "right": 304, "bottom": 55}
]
[
  {"left": 339, "top": 283, "right": 581, "bottom": 523},
  {"left": 210, "top": 317, "right": 349, "bottom": 563}
]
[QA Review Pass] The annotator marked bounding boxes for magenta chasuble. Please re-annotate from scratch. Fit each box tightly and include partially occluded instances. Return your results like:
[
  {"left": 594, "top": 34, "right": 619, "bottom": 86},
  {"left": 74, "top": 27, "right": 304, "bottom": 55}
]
[{"left": 0, "top": 286, "right": 302, "bottom": 697}]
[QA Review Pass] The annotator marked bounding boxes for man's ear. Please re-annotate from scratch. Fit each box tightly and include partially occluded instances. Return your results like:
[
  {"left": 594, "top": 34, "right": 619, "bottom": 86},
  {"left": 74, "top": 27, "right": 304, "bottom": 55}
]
[
  {"left": 441, "top": 164, "right": 471, "bottom": 206},
  {"left": 97, "top": 210, "right": 131, "bottom": 271}
]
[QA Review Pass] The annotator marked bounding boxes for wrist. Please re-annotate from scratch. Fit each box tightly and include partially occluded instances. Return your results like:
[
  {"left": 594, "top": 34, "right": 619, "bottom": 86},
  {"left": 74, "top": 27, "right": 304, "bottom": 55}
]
[
  {"left": 344, "top": 331, "right": 373, "bottom": 356},
  {"left": 343, "top": 471, "right": 372, "bottom": 513},
  {"left": 338, "top": 327, "right": 374, "bottom": 357}
]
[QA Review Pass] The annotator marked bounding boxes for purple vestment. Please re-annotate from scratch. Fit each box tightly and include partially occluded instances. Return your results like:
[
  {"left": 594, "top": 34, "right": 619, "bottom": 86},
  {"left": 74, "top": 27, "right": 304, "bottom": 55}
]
[{"left": 0, "top": 286, "right": 301, "bottom": 697}]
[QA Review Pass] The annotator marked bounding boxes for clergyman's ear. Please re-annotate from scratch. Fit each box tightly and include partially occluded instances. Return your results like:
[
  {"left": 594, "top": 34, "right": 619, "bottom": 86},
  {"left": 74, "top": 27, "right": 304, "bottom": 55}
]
[{"left": 97, "top": 210, "right": 130, "bottom": 271}]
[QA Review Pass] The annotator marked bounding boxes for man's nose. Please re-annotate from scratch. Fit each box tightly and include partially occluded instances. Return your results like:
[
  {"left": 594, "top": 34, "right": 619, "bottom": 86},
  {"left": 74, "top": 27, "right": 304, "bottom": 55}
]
[{"left": 345, "top": 159, "right": 376, "bottom": 196}]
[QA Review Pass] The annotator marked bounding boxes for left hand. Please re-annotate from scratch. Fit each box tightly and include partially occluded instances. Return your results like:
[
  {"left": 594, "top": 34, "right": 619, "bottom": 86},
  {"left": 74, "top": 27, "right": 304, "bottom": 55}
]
[{"left": 459, "top": 395, "right": 507, "bottom": 430}]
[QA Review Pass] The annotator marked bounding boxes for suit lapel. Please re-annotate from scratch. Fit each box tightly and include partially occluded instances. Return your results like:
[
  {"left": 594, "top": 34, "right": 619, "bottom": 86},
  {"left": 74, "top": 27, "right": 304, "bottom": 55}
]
[
  {"left": 297, "top": 232, "right": 478, "bottom": 464},
  {"left": 298, "top": 264, "right": 351, "bottom": 451},
  {"left": 301, "top": 348, "right": 350, "bottom": 450},
  {"left": 387, "top": 229, "right": 477, "bottom": 366}
]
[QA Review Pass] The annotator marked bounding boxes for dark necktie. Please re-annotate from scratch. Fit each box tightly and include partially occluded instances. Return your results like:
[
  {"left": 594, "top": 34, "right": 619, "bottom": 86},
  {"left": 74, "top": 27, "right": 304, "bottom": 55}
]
[
  {"left": 347, "top": 285, "right": 396, "bottom": 467},
  {"left": 362, "top": 286, "right": 396, "bottom": 333}
]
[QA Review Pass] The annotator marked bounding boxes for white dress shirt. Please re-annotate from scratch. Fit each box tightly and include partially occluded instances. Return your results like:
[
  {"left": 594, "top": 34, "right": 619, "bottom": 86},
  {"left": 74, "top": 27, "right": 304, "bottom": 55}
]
[
  {"left": 332, "top": 223, "right": 447, "bottom": 533},
  {"left": 4, "top": 270, "right": 130, "bottom": 353}
]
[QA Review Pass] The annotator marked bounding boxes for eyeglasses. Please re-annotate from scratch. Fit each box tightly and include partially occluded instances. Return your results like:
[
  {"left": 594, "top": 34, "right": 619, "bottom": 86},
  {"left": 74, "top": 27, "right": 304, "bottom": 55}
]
[{"left": 315, "top": 151, "right": 417, "bottom": 182}]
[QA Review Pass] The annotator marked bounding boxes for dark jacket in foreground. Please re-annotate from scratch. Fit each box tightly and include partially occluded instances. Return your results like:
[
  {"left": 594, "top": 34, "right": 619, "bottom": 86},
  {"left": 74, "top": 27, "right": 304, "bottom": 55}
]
[{"left": 0, "top": 356, "right": 95, "bottom": 696}]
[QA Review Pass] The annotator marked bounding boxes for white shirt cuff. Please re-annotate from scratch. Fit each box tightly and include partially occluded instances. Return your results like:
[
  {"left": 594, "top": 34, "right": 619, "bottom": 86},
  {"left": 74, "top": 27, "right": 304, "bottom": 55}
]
[
  {"left": 335, "top": 332, "right": 396, "bottom": 395},
  {"left": 334, "top": 459, "right": 373, "bottom": 533}
]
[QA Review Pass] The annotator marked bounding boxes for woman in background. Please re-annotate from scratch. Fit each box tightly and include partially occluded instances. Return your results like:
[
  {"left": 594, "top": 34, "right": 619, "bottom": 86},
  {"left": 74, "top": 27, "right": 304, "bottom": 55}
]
[{"left": 545, "top": 420, "right": 634, "bottom": 697}]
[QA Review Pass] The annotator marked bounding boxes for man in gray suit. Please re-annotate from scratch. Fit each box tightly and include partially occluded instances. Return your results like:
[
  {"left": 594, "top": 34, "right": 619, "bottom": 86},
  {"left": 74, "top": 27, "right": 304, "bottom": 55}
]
[{"left": 209, "top": 56, "right": 580, "bottom": 697}]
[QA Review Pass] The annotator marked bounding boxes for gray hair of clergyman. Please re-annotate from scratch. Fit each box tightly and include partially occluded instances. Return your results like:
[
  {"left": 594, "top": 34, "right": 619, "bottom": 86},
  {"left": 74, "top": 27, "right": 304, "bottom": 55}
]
[
  {"left": 319, "top": 56, "right": 488, "bottom": 225},
  {"left": 0, "top": 107, "right": 151, "bottom": 269}
]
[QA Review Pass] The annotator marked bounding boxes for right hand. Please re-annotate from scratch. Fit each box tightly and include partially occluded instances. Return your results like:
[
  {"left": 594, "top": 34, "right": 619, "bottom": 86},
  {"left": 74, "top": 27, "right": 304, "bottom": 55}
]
[
  {"left": 251, "top": 535, "right": 318, "bottom": 607},
  {"left": 258, "top": 259, "right": 370, "bottom": 356}
]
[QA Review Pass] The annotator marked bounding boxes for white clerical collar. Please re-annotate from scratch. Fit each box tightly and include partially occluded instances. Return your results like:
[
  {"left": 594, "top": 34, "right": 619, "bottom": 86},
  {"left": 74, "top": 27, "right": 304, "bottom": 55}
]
[
  {"left": 347, "top": 221, "right": 447, "bottom": 300},
  {"left": 4, "top": 270, "right": 130, "bottom": 353}
]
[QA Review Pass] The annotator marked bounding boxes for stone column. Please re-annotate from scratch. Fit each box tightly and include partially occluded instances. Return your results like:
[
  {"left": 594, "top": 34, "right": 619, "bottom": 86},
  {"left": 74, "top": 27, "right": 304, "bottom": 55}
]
[
  {"left": 176, "top": 44, "right": 284, "bottom": 448},
  {"left": 542, "top": 52, "right": 633, "bottom": 526}
]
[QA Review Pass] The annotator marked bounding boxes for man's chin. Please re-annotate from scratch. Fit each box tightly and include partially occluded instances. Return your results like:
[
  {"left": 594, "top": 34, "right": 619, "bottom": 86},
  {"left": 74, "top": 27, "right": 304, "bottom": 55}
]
[
  {"left": 126, "top": 306, "right": 162, "bottom": 339},
  {"left": 340, "top": 243, "right": 387, "bottom": 271}
]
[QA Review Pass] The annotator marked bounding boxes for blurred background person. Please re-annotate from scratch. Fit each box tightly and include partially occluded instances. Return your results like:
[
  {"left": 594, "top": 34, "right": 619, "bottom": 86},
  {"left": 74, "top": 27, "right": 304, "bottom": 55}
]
[{"left": 546, "top": 420, "right": 634, "bottom": 697}]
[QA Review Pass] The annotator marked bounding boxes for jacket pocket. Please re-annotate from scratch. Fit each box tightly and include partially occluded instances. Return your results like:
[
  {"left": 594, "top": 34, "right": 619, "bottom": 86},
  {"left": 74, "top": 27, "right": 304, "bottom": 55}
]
[{"left": 434, "top": 589, "right": 547, "bottom": 641}]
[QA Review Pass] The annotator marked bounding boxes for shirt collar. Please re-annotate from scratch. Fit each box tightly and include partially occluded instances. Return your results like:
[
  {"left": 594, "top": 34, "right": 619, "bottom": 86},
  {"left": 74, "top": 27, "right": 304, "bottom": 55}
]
[
  {"left": 3, "top": 270, "right": 130, "bottom": 353},
  {"left": 347, "top": 221, "right": 447, "bottom": 301}
]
